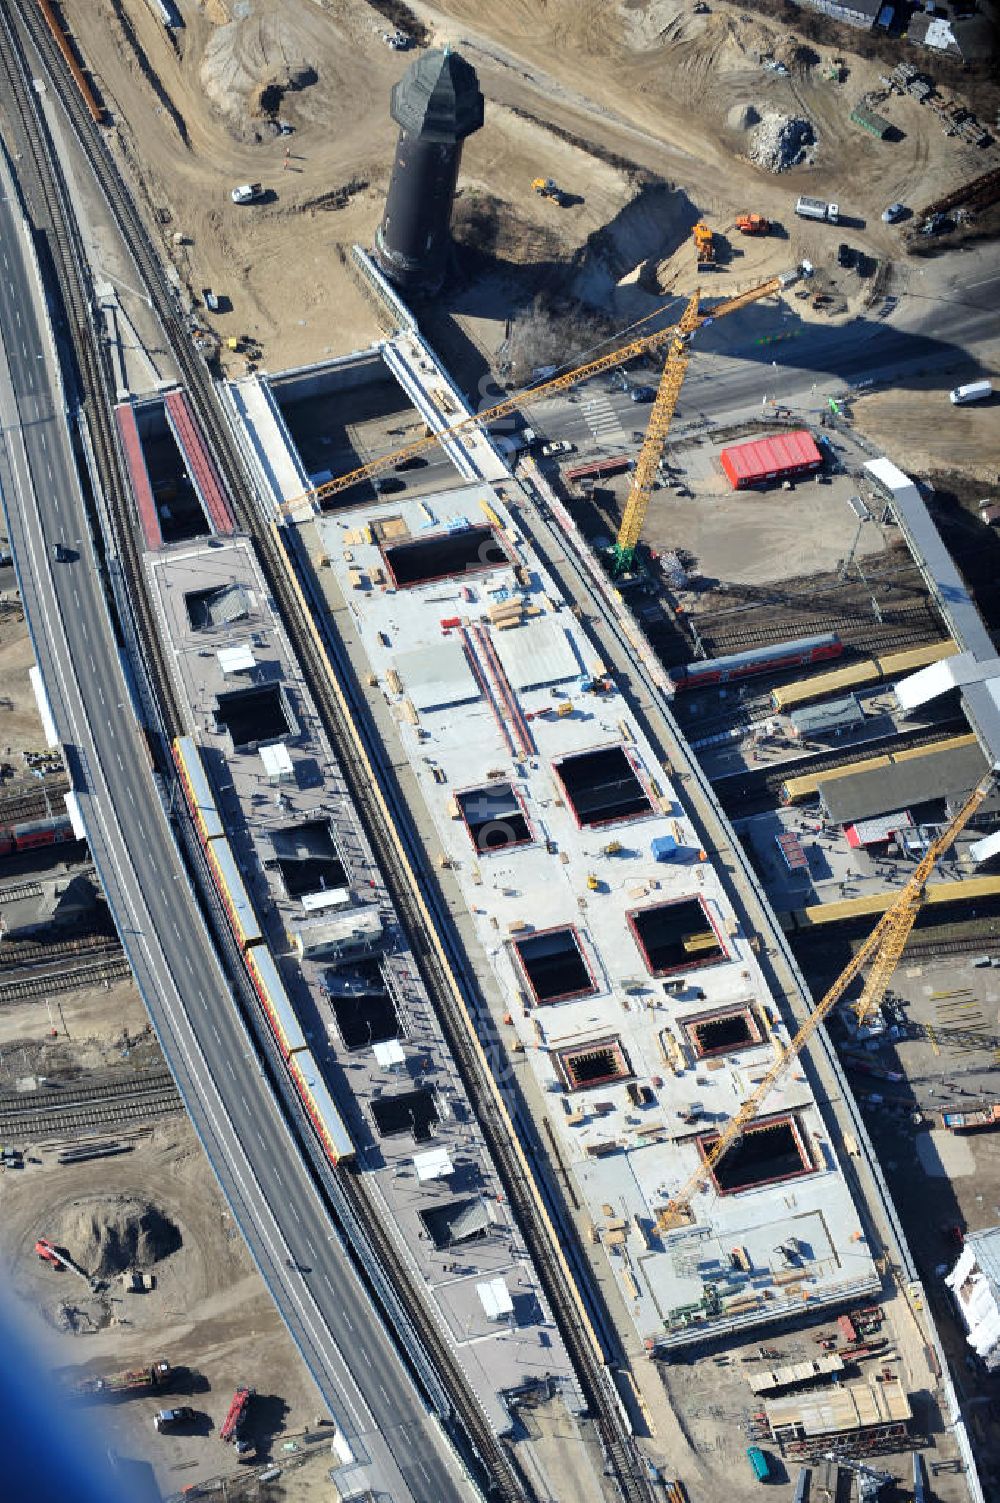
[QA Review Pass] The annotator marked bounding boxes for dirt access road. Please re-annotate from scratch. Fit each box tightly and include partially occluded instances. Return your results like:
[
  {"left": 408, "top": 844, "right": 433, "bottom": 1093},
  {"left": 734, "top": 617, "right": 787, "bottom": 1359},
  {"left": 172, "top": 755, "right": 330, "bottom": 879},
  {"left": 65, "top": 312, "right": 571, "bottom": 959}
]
[{"left": 57, "top": 0, "right": 995, "bottom": 376}]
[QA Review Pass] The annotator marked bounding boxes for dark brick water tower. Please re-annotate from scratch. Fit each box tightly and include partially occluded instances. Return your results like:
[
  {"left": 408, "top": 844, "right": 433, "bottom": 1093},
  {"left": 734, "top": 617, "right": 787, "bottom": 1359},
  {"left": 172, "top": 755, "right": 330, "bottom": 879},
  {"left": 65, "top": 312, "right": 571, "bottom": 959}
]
[{"left": 374, "top": 45, "right": 484, "bottom": 295}]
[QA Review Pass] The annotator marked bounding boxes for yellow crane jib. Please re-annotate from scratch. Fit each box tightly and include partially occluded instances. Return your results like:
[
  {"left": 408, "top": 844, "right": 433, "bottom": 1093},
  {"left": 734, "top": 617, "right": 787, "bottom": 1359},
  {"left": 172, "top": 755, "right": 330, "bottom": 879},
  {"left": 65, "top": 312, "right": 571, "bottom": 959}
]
[
  {"left": 277, "top": 277, "right": 784, "bottom": 517},
  {"left": 655, "top": 769, "right": 995, "bottom": 1234}
]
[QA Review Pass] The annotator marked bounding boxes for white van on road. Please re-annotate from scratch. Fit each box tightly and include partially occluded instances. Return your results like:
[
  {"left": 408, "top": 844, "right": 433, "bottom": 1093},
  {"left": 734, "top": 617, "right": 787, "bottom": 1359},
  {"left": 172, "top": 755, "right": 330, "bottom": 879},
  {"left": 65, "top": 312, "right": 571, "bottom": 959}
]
[{"left": 949, "top": 379, "right": 993, "bottom": 405}]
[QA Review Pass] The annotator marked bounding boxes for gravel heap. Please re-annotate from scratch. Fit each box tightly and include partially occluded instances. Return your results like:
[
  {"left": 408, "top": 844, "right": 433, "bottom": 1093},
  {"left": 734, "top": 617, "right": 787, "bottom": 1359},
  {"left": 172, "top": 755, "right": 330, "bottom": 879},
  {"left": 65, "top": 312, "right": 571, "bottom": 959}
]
[
  {"left": 51, "top": 1196, "right": 181, "bottom": 1278},
  {"left": 747, "top": 112, "right": 815, "bottom": 172}
]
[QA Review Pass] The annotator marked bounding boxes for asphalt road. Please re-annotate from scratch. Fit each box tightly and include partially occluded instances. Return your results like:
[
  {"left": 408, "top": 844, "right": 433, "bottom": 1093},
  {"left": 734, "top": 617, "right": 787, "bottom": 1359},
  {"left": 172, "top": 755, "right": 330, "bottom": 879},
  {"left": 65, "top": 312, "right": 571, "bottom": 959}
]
[
  {"left": 528, "top": 250, "right": 1000, "bottom": 455},
  {"left": 0, "top": 157, "right": 474, "bottom": 1503}
]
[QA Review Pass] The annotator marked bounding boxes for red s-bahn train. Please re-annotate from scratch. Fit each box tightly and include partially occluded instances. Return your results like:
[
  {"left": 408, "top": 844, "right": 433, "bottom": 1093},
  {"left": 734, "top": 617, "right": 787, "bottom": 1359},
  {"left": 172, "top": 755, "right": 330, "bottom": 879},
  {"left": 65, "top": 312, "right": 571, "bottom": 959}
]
[
  {"left": 667, "top": 633, "right": 843, "bottom": 693},
  {"left": 0, "top": 814, "right": 77, "bottom": 858}
]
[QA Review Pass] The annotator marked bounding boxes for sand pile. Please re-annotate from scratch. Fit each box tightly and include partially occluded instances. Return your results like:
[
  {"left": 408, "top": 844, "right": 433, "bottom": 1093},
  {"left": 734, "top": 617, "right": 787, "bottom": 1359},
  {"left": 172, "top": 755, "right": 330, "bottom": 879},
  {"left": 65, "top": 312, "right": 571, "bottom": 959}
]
[
  {"left": 747, "top": 112, "right": 815, "bottom": 172},
  {"left": 200, "top": 11, "right": 317, "bottom": 124},
  {"left": 727, "top": 102, "right": 759, "bottom": 131},
  {"left": 51, "top": 1196, "right": 181, "bottom": 1277}
]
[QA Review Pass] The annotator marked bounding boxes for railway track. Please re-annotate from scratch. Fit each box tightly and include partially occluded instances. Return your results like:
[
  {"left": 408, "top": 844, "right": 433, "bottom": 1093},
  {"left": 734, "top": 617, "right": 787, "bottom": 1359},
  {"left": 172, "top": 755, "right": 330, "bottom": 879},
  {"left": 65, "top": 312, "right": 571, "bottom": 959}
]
[
  {"left": 0, "top": 1069, "right": 181, "bottom": 1140},
  {"left": 0, "top": 879, "right": 42, "bottom": 906},
  {"left": 0, "top": 931, "right": 120, "bottom": 973},
  {"left": 7, "top": 10, "right": 653, "bottom": 1497},
  {"left": 0, "top": 953, "right": 132, "bottom": 1005},
  {"left": 0, "top": 779, "right": 69, "bottom": 826},
  {"left": 0, "top": 11, "right": 183, "bottom": 746},
  {"left": 716, "top": 718, "right": 965, "bottom": 809}
]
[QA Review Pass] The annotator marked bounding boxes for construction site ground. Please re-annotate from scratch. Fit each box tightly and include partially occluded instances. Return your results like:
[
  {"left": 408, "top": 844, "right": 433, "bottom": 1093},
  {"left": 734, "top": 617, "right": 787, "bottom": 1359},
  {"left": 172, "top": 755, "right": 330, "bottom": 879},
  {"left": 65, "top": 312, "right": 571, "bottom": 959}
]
[
  {"left": 1, "top": 1085, "right": 328, "bottom": 1499},
  {"left": 853, "top": 373, "right": 1000, "bottom": 488},
  {"left": 53, "top": 0, "right": 998, "bottom": 381},
  {"left": 794, "top": 947, "right": 1000, "bottom": 1499}
]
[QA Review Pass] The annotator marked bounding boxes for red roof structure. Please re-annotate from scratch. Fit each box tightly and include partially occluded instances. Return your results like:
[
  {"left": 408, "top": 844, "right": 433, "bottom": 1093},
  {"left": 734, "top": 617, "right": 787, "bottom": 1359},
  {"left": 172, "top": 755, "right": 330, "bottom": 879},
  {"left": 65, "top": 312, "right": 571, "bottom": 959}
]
[{"left": 720, "top": 430, "right": 823, "bottom": 489}]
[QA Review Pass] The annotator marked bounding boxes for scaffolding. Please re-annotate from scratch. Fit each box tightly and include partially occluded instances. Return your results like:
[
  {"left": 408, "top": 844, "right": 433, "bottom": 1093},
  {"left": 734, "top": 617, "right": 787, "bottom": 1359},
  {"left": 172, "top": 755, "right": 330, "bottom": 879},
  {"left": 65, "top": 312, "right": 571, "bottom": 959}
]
[{"left": 765, "top": 1377, "right": 911, "bottom": 1462}]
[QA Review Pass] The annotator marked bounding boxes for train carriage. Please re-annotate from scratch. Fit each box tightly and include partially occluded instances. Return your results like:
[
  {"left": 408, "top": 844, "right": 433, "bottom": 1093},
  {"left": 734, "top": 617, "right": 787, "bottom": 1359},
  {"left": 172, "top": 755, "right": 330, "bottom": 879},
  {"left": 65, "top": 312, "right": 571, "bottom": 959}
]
[
  {"left": 245, "top": 945, "right": 307, "bottom": 1058},
  {"left": 770, "top": 640, "right": 956, "bottom": 713},
  {"left": 205, "top": 836, "right": 263, "bottom": 951},
  {"left": 669, "top": 633, "right": 842, "bottom": 694},
  {"left": 288, "top": 1048, "right": 354, "bottom": 1165},
  {"left": 172, "top": 736, "right": 224, "bottom": 844}
]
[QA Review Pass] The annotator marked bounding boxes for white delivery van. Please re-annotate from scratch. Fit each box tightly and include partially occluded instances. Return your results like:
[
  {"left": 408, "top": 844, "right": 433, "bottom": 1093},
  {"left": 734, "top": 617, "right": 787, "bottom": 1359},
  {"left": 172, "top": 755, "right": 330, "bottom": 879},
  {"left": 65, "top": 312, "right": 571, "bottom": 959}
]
[{"left": 949, "top": 379, "right": 993, "bottom": 405}]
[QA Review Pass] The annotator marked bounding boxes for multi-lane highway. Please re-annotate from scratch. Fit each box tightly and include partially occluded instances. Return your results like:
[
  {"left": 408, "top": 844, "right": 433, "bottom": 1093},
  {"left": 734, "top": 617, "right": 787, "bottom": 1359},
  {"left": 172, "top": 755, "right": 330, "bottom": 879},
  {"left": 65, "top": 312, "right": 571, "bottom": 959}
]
[{"left": 0, "top": 145, "right": 475, "bottom": 1503}]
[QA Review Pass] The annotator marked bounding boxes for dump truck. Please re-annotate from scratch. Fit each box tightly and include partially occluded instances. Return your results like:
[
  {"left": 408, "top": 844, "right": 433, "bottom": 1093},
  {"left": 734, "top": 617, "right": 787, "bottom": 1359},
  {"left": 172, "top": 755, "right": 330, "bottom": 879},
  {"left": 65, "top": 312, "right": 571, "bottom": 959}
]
[
  {"left": 736, "top": 213, "right": 769, "bottom": 235},
  {"left": 71, "top": 1360, "right": 171, "bottom": 1398},
  {"left": 692, "top": 221, "right": 715, "bottom": 265}
]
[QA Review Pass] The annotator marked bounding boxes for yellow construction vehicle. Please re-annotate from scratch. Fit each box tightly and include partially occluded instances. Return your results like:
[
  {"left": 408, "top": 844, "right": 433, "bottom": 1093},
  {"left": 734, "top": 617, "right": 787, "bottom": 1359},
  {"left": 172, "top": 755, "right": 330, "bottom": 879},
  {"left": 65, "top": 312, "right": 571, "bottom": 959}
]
[
  {"left": 692, "top": 221, "right": 715, "bottom": 265},
  {"left": 532, "top": 176, "right": 564, "bottom": 204},
  {"left": 655, "top": 771, "right": 995, "bottom": 1233}
]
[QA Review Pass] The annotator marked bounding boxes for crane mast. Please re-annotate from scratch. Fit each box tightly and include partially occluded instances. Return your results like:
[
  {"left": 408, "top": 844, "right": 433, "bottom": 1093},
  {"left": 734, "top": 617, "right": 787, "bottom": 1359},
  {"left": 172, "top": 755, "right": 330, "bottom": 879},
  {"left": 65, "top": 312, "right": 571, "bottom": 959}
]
[
  {"left": 613, "top": 291, "right": 700, "bottom": 574},
  {"left": 656, "top": 771, "right": 995, "bottom": 1232}
]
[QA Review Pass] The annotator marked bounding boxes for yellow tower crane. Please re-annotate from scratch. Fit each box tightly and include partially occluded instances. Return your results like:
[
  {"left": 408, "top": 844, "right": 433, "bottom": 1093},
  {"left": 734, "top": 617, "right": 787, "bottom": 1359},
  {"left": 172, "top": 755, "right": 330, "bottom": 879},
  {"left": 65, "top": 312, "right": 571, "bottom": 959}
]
[
  {"left": 656, "top": 770, "right": 995, "bottom": 1234},
  {"left": 279, "top": 277, "right": 784, "bottom": 516},
  {"left": 612, "top": 276, "right": 784, "bottom": 573}
]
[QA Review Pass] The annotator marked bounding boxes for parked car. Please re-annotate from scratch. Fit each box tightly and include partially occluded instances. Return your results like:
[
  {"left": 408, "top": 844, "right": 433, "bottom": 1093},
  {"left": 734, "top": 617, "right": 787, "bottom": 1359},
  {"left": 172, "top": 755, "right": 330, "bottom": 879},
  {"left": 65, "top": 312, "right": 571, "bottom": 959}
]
[
  {"left": 541, "top": 440, "right": 576, "bottom": 458},
  {"left": 153, "top": 1407, "right": 195, "bottom": 1433},
  {"left": 882, "top": 202, "right": 907, "bottom": 223},
  {"left": 630, "top": 385, "right": 656, "bottom": 403},
  {"left": 836, "top": 242, "right": 854, "bottom": 269},
  {"left": 230, "top": 183, "right": 263, "bottom": 205}
]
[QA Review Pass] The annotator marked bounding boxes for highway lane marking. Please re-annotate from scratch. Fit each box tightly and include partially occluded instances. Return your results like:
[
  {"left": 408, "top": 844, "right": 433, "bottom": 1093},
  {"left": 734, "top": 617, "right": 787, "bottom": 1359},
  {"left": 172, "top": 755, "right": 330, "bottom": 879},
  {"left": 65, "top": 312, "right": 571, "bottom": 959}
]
[
  {"left": 226, "top": 1060, "right": 235, "bottom": 1077},
  {"left": 360, "top": 1348, "right": 371, "bottom": 1366},
  {"left": 212, "top": 1024, "right": 221, "bottom": 1044},
  {"left": 379, "top": 1384, "right": 389, "bottom": 1403},
  {"left": 198, "top": 991, "right": 208, "bottom": 1009},
  {"left": 290, "top": 1204, "right": 300, "bottom": 1223}
]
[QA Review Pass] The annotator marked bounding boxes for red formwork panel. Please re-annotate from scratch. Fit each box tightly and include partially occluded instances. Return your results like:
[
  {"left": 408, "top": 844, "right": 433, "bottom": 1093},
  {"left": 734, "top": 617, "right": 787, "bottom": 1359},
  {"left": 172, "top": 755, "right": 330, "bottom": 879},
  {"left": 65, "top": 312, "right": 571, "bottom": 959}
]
[
  {"left": 115, "top": 404, "right": 162, "bottom": 551},
  {"left": 163, "top": 389, "right": 235, "bottom": 535}
]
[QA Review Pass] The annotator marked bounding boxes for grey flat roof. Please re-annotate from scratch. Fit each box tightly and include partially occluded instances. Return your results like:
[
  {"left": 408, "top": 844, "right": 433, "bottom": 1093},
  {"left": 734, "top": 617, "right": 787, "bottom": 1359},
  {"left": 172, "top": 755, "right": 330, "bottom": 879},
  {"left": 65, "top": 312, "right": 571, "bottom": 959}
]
[
  {"left": 394, "top": 640, "right": 480, "bottom": 712},
  {"left": 790, "top": 694, "right": 864, "bottom": 736},
  {"left": 821, "top": 741, "right": 988, "bottom": 825},
  {"left": 492, "top": 615, "right": 580, "bottom": 692},
  {"left": 865, "top": 460, "right": 993, "bottom": 661}
]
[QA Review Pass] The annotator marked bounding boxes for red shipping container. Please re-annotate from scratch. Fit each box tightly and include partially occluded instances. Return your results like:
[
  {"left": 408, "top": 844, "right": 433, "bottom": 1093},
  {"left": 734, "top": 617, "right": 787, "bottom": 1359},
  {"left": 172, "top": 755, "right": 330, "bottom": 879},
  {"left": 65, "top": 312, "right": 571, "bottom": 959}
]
[
  {"left": 720, "top": 430, "right": 823, "bottom": 489},
  {"left": 838, "top": 1313, "right": 858, "bottom": 1343}
]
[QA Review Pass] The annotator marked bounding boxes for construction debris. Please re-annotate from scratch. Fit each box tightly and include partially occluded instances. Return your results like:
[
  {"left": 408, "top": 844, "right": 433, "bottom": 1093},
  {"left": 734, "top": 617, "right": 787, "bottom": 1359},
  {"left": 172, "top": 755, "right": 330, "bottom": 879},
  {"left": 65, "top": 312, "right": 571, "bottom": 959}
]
[{"left": 747, "top": 113, "right": 815, "bottom": 173}]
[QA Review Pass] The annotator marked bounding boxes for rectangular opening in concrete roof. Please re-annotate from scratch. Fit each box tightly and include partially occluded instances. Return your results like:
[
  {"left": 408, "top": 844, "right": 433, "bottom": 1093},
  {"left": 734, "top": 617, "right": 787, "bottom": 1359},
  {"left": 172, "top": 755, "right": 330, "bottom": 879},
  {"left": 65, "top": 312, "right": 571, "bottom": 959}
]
[
  {"left": 370, "top": 1087, "right": 438, "bottom": 1142},
  {"left": 184, "top": 583, "right": 250, "bottom": 631},
  {"left": 699, "top": 1114, "right": 813, "bottom": 1195},
  {"left": 684, "top": 1005, "right": 763, "bottom": 1059},
  {"left": 553, "top": 745, "right": 653, "bottom": 828},
  {"left": 513, "top": 926, "right": 596, "bottom": 1005},
  {"left": 419, "top": 1197, "right": 494, "bottom": 1251},
  {"left": 329, "top": 990, "right": 400, "bottom": 1050},
  {"left": 628, "top": 896, "right": 726, "bottom": 976},
  {"left": 215, "top": 683, "right": 294, "bottom": 749},
  {"left": 456, "top": 783, "right": 531, "bottom": 854},
  {"left": 556, "top": 1037, "right": 632, "bottom": 1092},
  {"left": 382, "top": 525, "right": 509, "bottom": 589},
  {"left": 269, "top": 819, "right": 346, "bottom": 899}
]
